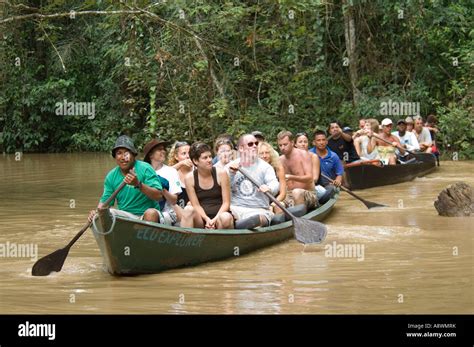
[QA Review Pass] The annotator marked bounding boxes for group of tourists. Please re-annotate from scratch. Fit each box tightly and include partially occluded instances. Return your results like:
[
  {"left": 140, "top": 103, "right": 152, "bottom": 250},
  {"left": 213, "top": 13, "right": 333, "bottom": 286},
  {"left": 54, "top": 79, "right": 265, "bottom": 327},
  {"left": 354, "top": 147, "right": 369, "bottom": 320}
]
[
  {"left": 88, "top": 130, "right": 338, "bottom": 230},
  {"left": 326, "top": 115, "right": 439, "bottom": 166},
  {"left": 89, "top": 115, "right": 439, "bottom": 230}
]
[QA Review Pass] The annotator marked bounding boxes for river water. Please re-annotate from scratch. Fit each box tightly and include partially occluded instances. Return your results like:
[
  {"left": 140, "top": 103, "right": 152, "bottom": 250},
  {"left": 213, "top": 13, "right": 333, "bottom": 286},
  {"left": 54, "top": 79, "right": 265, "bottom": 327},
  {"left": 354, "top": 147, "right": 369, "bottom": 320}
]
[{"left": 0, "top": 153, "right": 472, "bottom": 314}]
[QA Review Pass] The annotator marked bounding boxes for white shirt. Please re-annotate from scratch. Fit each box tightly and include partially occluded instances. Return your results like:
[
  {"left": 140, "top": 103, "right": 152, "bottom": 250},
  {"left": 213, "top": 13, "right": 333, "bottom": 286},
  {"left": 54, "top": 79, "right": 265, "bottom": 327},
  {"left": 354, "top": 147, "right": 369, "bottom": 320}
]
[
  {"left": 359, "top": 136, "right": 379, "bottom": 160},
  {"left": 156, "top": 164, "right": 182, "bottom": 213},
  {"left": 392, "top": 131, "right": 420, "bottom": 152},
  {"left": 414, "top": 127, "right": 432, "bottom": 146}
]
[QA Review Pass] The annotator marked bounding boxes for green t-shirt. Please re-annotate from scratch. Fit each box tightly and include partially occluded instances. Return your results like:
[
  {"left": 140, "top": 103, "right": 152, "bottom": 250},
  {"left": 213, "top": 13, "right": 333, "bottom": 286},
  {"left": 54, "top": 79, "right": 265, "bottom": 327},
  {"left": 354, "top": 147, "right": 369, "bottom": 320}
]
[{"left": 100, "top": 160, "right": 162, "bottom": 216}]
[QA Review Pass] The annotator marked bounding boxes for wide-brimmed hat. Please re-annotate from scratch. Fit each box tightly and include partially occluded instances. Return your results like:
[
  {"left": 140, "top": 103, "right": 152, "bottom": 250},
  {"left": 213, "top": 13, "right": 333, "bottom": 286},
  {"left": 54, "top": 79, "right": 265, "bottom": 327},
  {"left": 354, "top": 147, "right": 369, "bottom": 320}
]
[
  {"left": 143, "top": 139, "right": 170, "bottom": 163},
  {"left": 112, "top": 135, "right": 138, "bottom": 158}
]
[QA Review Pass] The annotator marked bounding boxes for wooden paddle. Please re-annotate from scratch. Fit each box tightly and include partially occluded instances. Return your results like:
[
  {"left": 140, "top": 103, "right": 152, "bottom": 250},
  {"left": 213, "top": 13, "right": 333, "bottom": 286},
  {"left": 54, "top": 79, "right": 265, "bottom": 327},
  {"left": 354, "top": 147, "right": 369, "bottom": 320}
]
[
  {"left": 31, "top": 180, "right": 127, "bottom": 276},
  {"left": 238, "top": 167, "right": 327, "bottom": 244},
  {"left": 320, "top": 173, "right": 387, "bottom": 209}
]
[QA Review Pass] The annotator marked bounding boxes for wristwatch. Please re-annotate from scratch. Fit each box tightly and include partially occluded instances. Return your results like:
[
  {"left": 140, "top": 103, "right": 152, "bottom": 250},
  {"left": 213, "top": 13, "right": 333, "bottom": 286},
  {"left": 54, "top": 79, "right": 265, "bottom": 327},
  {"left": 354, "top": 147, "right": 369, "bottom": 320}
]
[{"left": 135, "top": 181, "right": 142, "bottom": 190}]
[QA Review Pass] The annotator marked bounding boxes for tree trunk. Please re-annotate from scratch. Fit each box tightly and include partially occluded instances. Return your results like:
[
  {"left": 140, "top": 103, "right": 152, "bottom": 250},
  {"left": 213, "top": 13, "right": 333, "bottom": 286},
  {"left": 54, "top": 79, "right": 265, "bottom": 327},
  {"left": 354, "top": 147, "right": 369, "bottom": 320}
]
[{"left": 342, "top": 0, "right": 360, "bottom": 106}]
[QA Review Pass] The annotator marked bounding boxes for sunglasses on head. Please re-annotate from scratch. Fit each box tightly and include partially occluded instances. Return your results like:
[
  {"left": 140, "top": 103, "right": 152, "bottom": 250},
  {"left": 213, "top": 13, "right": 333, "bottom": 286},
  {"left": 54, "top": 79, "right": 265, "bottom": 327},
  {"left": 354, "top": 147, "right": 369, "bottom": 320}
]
[
  {"left": 246, "top": 141, "right": 259, "bottom": 148},
  {"left": 175, "top": 141, "right": 189, "bottom": 148}
]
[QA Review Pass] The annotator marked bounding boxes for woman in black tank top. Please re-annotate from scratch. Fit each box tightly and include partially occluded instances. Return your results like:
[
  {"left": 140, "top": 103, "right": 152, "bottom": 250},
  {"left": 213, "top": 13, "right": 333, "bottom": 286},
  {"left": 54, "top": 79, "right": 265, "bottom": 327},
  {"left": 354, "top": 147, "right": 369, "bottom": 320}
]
[{"left": 184, "top": 142, "right": 234, "bottom": 229}]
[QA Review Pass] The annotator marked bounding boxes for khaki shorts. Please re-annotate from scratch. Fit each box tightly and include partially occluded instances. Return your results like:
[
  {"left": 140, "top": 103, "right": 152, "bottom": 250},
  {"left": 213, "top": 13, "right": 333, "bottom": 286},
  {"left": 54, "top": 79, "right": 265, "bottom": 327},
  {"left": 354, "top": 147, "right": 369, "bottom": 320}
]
[
  {"left": 109, "top": 208, "right": 166, "bottom": 223},
  {"left": 230, "top": 205, "right": 274, "bottom": 225},
  {"left": 283, "top": 189, "right": 318, "bottom": 209}
]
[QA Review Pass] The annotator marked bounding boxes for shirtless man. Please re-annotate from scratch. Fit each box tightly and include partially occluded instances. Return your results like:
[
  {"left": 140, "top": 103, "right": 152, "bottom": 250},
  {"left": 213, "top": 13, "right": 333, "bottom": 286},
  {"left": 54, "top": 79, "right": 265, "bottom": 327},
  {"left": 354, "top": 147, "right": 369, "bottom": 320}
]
[{"left": 277, "top": 130, "right": 318, "bottom": 209}]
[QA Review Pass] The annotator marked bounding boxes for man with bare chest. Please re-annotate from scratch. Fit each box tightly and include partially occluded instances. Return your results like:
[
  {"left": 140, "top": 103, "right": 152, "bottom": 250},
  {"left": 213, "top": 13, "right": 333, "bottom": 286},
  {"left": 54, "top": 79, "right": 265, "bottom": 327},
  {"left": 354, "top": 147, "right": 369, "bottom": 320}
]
[{"left": 277, "top": 131, "right": 318, "bottom": 210}]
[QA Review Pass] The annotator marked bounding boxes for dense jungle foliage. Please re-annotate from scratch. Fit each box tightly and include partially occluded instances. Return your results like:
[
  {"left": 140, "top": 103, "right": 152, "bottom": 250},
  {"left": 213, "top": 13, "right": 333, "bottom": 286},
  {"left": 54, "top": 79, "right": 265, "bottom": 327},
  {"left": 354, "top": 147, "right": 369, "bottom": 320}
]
[{"left": 0, "top": 0, "right": 472, "bottom": 158}]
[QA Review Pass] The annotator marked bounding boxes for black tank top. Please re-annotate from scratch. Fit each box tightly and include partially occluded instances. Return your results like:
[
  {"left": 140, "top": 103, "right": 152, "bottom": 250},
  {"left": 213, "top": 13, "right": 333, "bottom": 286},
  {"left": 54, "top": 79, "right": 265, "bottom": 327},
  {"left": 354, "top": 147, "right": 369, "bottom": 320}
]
[
  {"left": 177, "top": 186, "right": 189, "bottom": 208},
  {"left": 193, "top": 167, "right": 223, "bottom": 218}
]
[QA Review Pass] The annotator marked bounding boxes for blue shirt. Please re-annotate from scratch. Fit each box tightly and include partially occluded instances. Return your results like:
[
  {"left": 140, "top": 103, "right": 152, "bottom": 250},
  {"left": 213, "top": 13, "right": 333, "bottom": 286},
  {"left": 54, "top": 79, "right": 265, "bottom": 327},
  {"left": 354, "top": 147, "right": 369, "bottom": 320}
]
[{"left": 310, "top": 147, "right": 344, "bottom": 185}]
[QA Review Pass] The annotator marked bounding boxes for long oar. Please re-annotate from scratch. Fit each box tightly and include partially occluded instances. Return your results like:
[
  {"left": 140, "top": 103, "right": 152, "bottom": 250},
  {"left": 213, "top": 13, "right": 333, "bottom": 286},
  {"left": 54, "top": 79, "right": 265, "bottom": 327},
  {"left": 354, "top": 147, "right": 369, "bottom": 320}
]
[
  {"left": 371, "top": 133, "right": 417, "bottom": 156},
  {"left": 32, "top": 180, "right": 127, "bottom": 276},
  {"left": 238, "top": 167, "right": 327, "bottom": 244},
  {"left": 320, "top": 173, "right": 387, "bottom": 209}
]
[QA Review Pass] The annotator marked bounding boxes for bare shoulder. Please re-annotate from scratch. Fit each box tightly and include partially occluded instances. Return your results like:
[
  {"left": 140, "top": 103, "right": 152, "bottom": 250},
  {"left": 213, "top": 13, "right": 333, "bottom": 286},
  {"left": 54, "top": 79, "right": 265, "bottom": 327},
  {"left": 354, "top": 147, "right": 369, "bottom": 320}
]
[
  {"left": 297, "top": 148, "right": 310, "bottom": 159},
  {"left": 216, "top": 167, "right": 229, "bottom": 178},
  {"left": 310, "top": 152, "right": 319, "bottom": 161},
  {"left": 184, "top": 170, "right": 194, "bottom": 187}
]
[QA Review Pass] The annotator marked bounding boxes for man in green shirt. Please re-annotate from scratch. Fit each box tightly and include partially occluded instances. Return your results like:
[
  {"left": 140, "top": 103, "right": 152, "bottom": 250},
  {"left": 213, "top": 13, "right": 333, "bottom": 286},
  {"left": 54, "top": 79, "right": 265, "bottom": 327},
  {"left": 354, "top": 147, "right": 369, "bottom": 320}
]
[{"left": 88, "top": 135, "right": 163, "bottom": 222}]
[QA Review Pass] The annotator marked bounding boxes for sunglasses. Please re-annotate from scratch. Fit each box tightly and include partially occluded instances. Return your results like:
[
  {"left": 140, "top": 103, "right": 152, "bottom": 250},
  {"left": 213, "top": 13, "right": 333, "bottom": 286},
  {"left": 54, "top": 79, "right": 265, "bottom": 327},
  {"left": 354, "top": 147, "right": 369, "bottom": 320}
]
[
  {"left": 175, "top": 141, "right": 189, "bottom": 148},
  {"left": 246, "top": 141, "right": 259, "bottom": 148}
]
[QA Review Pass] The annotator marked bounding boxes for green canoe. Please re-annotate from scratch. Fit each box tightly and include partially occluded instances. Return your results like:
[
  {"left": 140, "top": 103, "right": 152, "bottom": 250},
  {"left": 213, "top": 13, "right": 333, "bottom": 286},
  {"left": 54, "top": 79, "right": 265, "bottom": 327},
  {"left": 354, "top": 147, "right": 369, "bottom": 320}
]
[{"left": 91, "top": 191, "right": 339, "bottom": 276}]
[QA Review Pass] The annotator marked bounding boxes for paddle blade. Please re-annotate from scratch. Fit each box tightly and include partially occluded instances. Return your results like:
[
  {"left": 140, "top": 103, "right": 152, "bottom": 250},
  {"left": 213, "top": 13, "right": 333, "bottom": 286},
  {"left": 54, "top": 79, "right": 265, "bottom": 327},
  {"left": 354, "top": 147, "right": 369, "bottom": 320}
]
[
  {"left": 362, "top": 200, "right": 388, "bottom": 209},
  {"left": 293, "top": 217, "right": 328, "bottom": 244},
  {"left": 32, "top": 247, "right": 70, "bottom": 276}
]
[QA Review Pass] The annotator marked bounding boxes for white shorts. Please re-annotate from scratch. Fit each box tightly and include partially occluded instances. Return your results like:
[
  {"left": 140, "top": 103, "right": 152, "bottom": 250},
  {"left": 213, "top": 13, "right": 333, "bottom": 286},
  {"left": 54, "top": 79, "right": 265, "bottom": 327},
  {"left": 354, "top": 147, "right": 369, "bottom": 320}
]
[
  {"left": 161, "top": 209, "right": 178, "bottom": 225},
  {"left": 230, "top": 205, "right": 274, "bottom": 225}
]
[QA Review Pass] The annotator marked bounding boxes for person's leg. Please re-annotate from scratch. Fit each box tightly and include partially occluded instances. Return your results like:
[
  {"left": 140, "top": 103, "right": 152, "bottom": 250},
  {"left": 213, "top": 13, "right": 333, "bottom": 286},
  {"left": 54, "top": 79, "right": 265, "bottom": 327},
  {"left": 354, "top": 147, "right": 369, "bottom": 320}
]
[
  {"left": 235, "top": 214, "right": 261, "bottom": 229},
  {"left": 388, "top": 154, "right": 397, "bottom": 165},
  {"left": 315, "top": 185, "right": 327, "bottom": 200},
  {"left": 303, "top": 189, "right": 318, "bottom": 209},
  {"left": 259, "top": 214, "right": 270, "bottom": 227},
  {"left": 291, "top": 188, "right": 305, "bottom": 206},
  {"left": 143, "top": 208, "right": 159, "bottom": 222},
  {"left": 232, "top": 206, "right": 271, "bottom": 229},
  {"left": 179, "top": 205, "right": 195, "bottom": 228},
  {"left": 193, "top": 211, "right": 204, "bottom": 228},
  {"left": 216, "top": 212, "right": 234, "bottom": 229},
  {"left": 109, "top": 208, "right": 140, "bottom": 219}
]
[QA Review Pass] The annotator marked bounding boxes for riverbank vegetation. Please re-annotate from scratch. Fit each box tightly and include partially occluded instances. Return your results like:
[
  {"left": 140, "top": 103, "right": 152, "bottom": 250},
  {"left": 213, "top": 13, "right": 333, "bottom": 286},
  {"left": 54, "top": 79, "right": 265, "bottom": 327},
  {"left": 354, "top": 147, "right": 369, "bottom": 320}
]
[{"left": 0, "top": 1, "right": 472, "bottom": 158}]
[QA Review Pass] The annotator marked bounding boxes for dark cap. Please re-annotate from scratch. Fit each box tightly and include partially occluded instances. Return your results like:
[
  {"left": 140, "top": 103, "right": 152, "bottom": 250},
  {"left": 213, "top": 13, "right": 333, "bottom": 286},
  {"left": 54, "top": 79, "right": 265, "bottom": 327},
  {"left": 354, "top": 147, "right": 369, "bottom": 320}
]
[
  {"left": 112, "top": 135, "right": 138, "bottom": 158},
  {"left": 397, "top": 119, "right": 407, "bottom": 125},
  {"left": 142, "top": 139, "right": 170, "bottom": 163},
  {"left": 251, "top": 131, "right": 265, "bottom": 139}
]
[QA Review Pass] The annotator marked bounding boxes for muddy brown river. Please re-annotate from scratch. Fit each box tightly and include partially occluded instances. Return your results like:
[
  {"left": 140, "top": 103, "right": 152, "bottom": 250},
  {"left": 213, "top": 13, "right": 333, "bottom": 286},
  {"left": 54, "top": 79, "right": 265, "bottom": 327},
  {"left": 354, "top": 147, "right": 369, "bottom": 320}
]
[{"left": 0, "top": 153, "right": 472, "bottom": 314}]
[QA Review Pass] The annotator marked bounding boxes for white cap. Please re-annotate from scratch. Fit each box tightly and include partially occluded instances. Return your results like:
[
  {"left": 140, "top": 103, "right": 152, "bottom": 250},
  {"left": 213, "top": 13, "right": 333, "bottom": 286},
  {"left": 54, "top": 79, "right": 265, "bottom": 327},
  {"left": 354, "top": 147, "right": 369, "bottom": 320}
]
[{"left": 381, "top": 118, "right": 393, "bottom": 126}]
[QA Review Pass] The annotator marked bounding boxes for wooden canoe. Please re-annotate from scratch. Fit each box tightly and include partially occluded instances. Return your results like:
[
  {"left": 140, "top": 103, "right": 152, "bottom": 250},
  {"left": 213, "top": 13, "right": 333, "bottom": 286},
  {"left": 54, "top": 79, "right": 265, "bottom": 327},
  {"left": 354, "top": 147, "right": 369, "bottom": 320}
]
[
  {"left": 91, "top": 191, "right": 339, "bottom": 276},
  {"left": 344, "top": 153, "right": 436, "bottom": 190}
]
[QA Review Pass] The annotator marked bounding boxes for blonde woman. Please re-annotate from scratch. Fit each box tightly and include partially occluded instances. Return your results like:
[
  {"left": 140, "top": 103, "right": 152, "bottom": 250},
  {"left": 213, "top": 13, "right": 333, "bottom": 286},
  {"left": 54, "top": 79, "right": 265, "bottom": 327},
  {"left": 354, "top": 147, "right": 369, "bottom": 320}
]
[
  {"left": 258, "top": 141, "right": 286, "bottom": 213},
  {"left": 168, "top": 141, "right": 192, "bottom": 208},
  {"left": 354, "top": 118, "right": 380, "bottom": 161}
]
